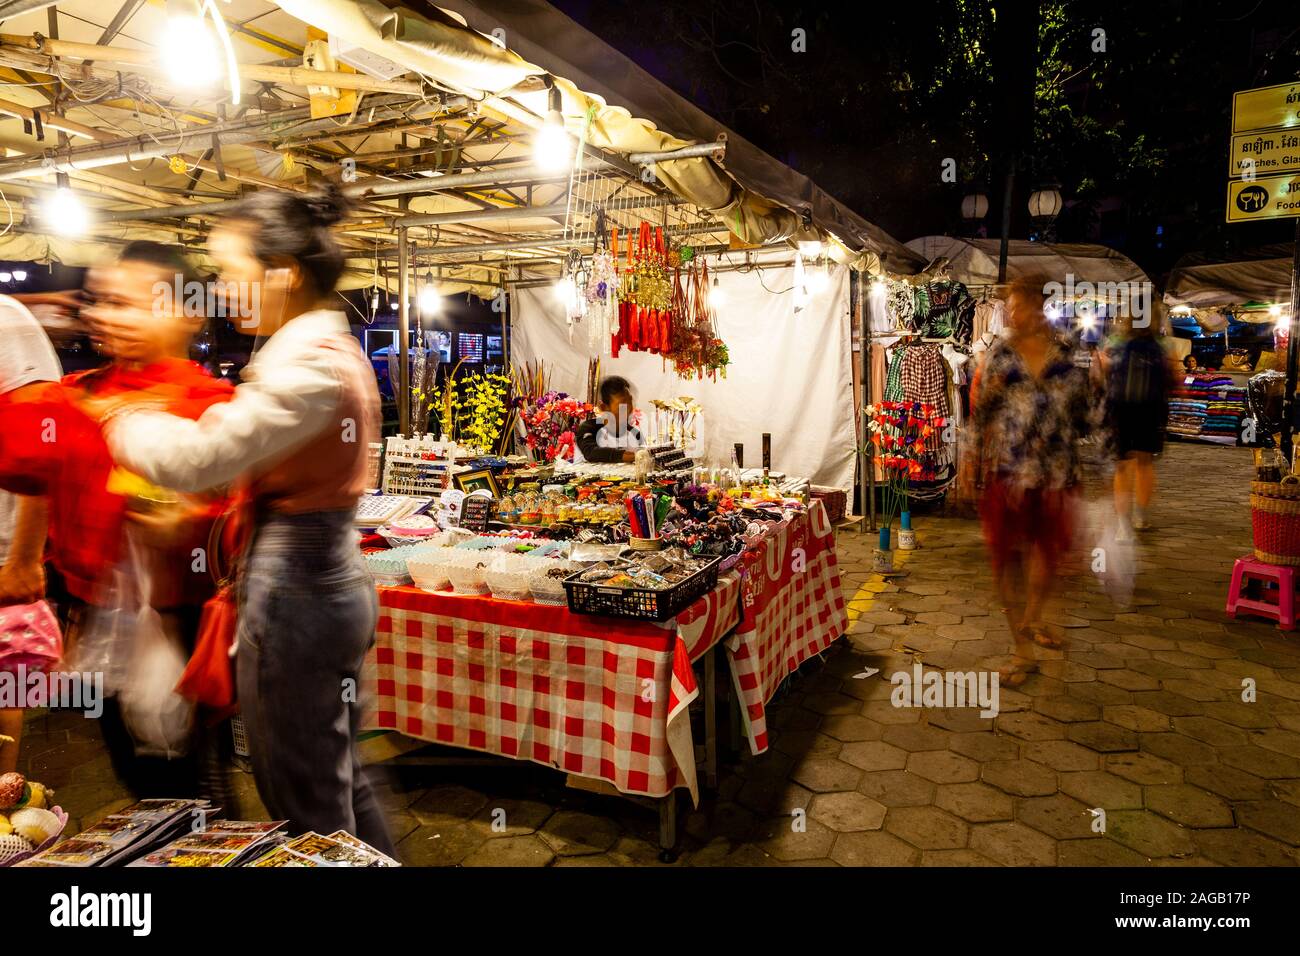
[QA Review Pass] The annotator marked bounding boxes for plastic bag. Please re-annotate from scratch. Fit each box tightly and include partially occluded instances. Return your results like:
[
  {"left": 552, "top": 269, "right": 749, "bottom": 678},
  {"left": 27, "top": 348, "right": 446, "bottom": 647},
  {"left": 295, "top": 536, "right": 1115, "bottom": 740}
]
[
  {"left": 1085, "top": 498, "right": 1135, "bottom": 608},
  {"left": 60, "top": 566, "right": 136, "bottom": 695},
  {"left": 107, "top": 535, "right": 196, "bottom": 758}
]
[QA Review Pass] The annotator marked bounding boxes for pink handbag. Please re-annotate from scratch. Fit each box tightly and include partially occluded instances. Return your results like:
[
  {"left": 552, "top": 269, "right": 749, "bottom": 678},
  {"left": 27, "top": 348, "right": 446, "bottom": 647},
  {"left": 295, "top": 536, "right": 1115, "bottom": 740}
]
[{"left": 0, "top": 601, "right": 63, "bottom": 674}]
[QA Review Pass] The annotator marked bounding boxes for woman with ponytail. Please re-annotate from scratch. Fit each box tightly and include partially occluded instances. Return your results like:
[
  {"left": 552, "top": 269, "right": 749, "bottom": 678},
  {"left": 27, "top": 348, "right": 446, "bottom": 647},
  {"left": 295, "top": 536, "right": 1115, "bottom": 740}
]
[{"left": 92, "top": 185, "right": 393, "bottom": 855}]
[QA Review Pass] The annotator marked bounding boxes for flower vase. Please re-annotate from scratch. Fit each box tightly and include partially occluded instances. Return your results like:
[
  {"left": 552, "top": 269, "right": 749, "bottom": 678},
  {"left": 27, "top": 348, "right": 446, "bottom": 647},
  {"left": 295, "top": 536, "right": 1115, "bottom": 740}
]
[
  {"left": 898, "top": 510, "right": 916, "bottom": 550},
  {"left": 873, "top": 526, "right": 894, "bottom": 573}
]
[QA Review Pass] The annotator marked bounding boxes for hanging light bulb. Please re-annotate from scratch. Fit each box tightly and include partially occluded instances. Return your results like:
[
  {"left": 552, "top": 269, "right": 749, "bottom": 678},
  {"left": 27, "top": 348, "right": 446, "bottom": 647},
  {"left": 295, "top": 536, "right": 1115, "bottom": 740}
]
[
  {"left": 390, "top": 300, "right": 399, "bottom": 311},
  {"left": 11, "top": 269, "right": 25, "bottom": 282},
  {"left": 709, "top": 274, "right": 727, "bottom": 309},
  {"left": 533, "top": 83, "right": 573, "bottom": 172},
  {"left": 807, "top": 258, "right": 831, "bottom": 295},
  {"left": 42, "top": 184, "right": 88, "bottom": 236},
  {"left": 0, "top": 273, "right": 10, "bottom": 283},
  {"left": 418, "top": 271, "right": 440, "bottom": 315},
  {"left": 369, "top": 288, "right": 380, "bottom": 315},
  {"left": 162, "top": 0, "right": 223, "bottom": 89}
]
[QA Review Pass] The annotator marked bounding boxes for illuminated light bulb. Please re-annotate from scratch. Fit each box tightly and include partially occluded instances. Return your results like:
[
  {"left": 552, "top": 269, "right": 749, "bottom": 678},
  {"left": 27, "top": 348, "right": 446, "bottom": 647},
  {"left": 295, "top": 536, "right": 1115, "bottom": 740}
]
[
  {"left": 390, "top": 300, "right": 398, "bottom": 311},
  {"left": 43, "top": 187, "right": 88, "bottom": 236},
  {"left": 11, "top": 269, "right": 25, "bottom": 281},
  {"left": 1081, "top": 314, "right": 1096, "bottom": 331},
  {"left": 1269, "top": 304, "right": 1283, "bottom": 318},
  {"left": 808, "top": 267, "right": 830, "bottom": 295},
  {"left": 709, "top": 275, "right": 726, "bottom": 309},
  {"left": 162, "top": 7, "right": 222, "bottom": 89},
  {"left": 0, "top": 273, "right": 10, "bottom": 283},
  {"left": 418, "top": 274, "right": 440, "bottom": 315},
  {"left": 533, "top": 85, "right": 573, "bottom": 172},
  {"left": 1277, "top": 315, "right": 1293, "bottom": 332},
  {"left": 1046, "top": 303, "right": 1063, "bottom": 321},
  {"left": 869, "top": 278, "right": 887, "bottom": 303}
]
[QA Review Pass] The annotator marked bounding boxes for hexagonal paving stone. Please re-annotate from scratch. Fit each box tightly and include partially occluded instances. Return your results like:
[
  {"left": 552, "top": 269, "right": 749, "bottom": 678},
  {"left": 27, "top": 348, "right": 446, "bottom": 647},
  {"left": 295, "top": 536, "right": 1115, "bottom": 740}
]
[
  {"left": 1058, "top": 771, "right": 1144, "bottom": 810},
  {"left": 396, "top": 823, "right": 489, "bottom": 866},
  {"left": 1170, "top": 716, "right": 1251, "bottom": 748},
  {"left": 907, "top": 750, "right": 980, "bottom": 783},
  {"left": 884, "top": 805, "right": 970, "bottom": 850},
  {"left": 409, "top": 784, "right": 491, "bottom": 826},
  {"left": 969, "top": 821, "right": 1057, "bottom": 866},
  {"left": 934, "top": 782, "right": 1015, "bottom": 822},
  {"left": 949, "top": 731, "right": 1021, "bottom": 763},
  {"left": 463, "top": 834, "right": 556, "bottom": 867},
  {"left": 1194, "top": 828, "right": 1298, "bottom": 867},
  {"left": 818, "top": 715, "right": 886, "bottom": 742},
  {"left": 809, "top": 791, "right": 888, "bottom": 832},
  {"left": 805, "top": 693, "right": 864, "bottom": 717},
  {"left": 1236, "top": 800, "right": 1300, "bottom": 846},
  {"left": 860, "top": 700, "right": 926, "bottom": 725},
  {"left": 790, "top": 757, "right": 863, "bottom": 793},
  {"left": 1067, "top": 721, "right": 1139, "bottom": 753},
  {"left": 736, "top": 777, "right": 815, "bottom": 814},
  {"left": 881, "top": 723, "right": 953, "bottom": 753},
  {"left": 1129, "top": 690, "right": 1205, "bottom": 717},
  {"left": 752, "top": 816, "right": 838, "bottom": 861},
  {"left": 1200, "top": 701, "right": 1277, "bottom": 730},
  {"left": 926, "top": 707, "right": 995, "bottom": 733},
  {"left": 857, "top": 770, "right": 937, "bottom": 807},
  {"left": 684, "top": 802, "right": 757, "bottom": 844},
  {"left": 1056, "top": 837, "right": 1148, "bottom": 866},
  {"left": 1019, "top": 792, "right": 1095, "bottom": 840},
  {"left": 839, "top": 740, "right": 909, "bottom": 772},
  {"left": 1217, "top": 745, "right": 1300, "bottom": 779},
  {"left": 1183, "top": 764, "right": 1272, "bottom": 802},
  {"left": 1067, "top": 681, "right": 1134, "bottom": 706},
  {"left": 1033, "top": 695, "right": 1101, "bottom": 723},
  {"left": 1102, "top": 705, "right": 1171, "bottom": 733},
  {"left": 919, "top": 849, "right": 1001, "bottom": 866},
  {"left": 996, "top": 712, "right": 1067, "bottom": 742},
  {"left": 981, "top": 759, "right": 1058, "bottom": 797},
  {"left": 1022, "top": 739, "right": 1102, "bottom": 772},
  {"left": 1105, "top": 751, "right": 1184, "bottom": 786},
  {"left": 1105, "top": 810, "right": 1196, "bottom": 859},
  {"left": 916, "top": 611, "right": 962, "bottom": 626},
  {"left": 830, "top": 830, "right": 922, "bottom": 866},
  {"left": 1137, "top": 732, "right": 1219, "bottom": 766},
  {"left": 470, "top": 797, "right": 554, "bottom": 837},
  {"left": 1144, "top": 785, "right": 1234, "bottom": 829},
  {"left": 1249, "top": 727, "right": 1300, "bottom": 758},
  {"left": 774, "top": 730, "right": 842, "bottom": 759},
  {"left": 539, "top": 811, "right": 622, "bottom": 856}
]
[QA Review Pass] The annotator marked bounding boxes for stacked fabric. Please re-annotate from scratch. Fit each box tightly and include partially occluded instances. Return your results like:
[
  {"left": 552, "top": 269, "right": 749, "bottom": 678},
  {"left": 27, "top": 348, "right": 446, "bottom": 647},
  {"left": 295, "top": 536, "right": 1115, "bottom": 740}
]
[
  {"left": 1202, "top": 385, "right": 1247, "bottom": 441},
  {"left": 1168, "top": 398, "right": 1207, "bottom": 437},
  {"left": 1168, "top": 373, "right": 1245, "bottom": 443}
]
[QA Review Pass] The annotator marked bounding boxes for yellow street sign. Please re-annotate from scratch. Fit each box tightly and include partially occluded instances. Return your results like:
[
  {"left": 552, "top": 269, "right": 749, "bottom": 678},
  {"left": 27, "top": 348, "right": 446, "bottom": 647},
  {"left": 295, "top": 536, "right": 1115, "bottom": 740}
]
[
  {"left": 1230, "top": 128, "right": 1300, "bottom": 178},
  {"left": 1231, "top": 81, "right": 1300, "bottom": 134},
  {"left": 1225, "top": 174, "right": 1300, "bottom": 222}
]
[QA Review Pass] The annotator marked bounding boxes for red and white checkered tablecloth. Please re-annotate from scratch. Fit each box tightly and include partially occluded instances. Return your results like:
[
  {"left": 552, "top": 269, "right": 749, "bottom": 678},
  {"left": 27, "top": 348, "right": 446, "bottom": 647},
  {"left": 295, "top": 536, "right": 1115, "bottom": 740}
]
[
  {"left": 726, "top": 501, "right": 848, "bottom": 755},
  {"left": 362, "top": 572, "right": 740, "bottom": 803}
]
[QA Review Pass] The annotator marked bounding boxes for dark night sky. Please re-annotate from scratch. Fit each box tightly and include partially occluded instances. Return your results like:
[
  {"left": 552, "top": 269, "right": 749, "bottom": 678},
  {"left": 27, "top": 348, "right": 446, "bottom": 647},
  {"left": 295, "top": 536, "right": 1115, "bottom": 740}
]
[{"left": 551, "top": 0, "right": 1300, "bottom": 281}]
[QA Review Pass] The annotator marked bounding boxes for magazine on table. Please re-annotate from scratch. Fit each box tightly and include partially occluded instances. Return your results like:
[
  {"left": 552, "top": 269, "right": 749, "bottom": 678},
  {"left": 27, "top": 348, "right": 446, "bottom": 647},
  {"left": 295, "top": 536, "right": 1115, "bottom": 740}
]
[
  {"left": 16, "top": 799, "right": 212, "bottom": 867},
  {"left": 248, "top": 830, "right": 399, "bottom": 867},
  {"left": 128, "top": 819, "right": 289, "bottom": 868}
]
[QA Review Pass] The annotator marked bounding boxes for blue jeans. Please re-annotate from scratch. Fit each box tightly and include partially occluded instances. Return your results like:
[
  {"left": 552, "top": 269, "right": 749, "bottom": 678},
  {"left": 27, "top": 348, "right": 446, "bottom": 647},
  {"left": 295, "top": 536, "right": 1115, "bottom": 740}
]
[{"left": 236, "top": 510, "right": 393, "bottom": 856}]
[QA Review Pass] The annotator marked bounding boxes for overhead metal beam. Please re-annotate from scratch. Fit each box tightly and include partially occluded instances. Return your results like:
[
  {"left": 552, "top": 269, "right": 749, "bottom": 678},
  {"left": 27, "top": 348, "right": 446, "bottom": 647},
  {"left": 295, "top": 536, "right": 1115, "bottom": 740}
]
[{"left": 627, "top": 142, "right": 727, "bottom": 164}]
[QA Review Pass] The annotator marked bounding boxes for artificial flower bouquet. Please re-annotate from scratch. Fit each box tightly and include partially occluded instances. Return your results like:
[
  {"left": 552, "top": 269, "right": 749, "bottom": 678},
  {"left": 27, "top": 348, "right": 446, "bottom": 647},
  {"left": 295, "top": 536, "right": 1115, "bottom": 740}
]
[{"left": 516, "top": 390, "right": 594, "bottom": 463}]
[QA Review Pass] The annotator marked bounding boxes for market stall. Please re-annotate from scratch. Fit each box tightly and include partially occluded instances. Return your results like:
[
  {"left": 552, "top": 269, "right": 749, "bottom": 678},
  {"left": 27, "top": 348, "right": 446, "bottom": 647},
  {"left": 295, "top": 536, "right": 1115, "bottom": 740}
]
[
  {"left": 0, "top": 0, "right": 888, "bottom": 856},
  {"left": 1164, "top": 246, "right": 1295, "bottom": 446}
]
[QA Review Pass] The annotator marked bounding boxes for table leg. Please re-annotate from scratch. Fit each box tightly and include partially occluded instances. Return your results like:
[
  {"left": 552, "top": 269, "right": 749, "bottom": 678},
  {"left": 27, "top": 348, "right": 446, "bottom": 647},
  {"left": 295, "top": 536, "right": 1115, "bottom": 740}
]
[
  {"left": 704, "top": 645, "right": 718, "bottom": 791},
  {"left": 658, "top": 791, "right": 678, "bottom": 862}
]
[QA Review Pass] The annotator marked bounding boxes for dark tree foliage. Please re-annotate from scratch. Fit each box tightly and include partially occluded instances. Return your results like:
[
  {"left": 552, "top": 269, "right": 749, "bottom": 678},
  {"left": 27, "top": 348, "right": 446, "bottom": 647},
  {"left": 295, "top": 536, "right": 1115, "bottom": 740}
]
[{"left": 553, "top": 0, "right": 1300, "bottom": 277}]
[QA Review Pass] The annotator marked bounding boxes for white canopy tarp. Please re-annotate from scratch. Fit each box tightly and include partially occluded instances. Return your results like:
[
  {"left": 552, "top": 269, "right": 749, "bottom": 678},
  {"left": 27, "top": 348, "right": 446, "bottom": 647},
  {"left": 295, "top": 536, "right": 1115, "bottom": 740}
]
[
  {"left": 904, "top": 237, "right": 1149, "bottom": 289},
  {"left": 510, "top": 258, "right": 855, "bottom": 490},
  {"left": 1164, "top": 249, "right": 1295, "bottom": 310}
]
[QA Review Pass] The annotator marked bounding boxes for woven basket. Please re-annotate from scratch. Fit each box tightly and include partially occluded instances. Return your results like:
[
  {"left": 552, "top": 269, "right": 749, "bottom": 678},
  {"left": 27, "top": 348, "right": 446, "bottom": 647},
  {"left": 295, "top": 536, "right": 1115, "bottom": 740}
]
[
  {"left": 1250, "top": 493, "right": 1300, "bottom": 565},
  {"left": 1251, "top": 480, "right": 1300, "bottom": 499}
]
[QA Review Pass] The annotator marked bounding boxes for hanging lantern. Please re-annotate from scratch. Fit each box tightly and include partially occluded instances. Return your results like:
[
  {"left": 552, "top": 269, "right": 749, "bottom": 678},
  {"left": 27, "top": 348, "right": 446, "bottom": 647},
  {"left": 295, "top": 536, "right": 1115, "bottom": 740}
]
[
  {"left": 960, "top": 192, "right": 989, "bottom": 221},
  {"left": 1027, "top": 183, "right": 1063, "bottom": 221}
]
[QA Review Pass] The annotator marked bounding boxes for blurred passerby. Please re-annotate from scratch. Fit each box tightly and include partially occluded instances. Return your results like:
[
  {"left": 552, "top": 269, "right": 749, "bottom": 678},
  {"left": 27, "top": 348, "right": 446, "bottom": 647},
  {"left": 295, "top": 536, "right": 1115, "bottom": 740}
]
[
  {"left": 92, "top": 186, "right": 393, "bottom": 854},
  {"left": 69, "top": 241, "right": 234, "bottom": 802},
  {"left": 970, "top": 279, "right": 1091, "bottom": 686},
  {"left": 1100, "top": 309, "right": 1175, "bottom": 537},
  {"left": 0, "top": 294, "right": 60, "bottom": 772}
]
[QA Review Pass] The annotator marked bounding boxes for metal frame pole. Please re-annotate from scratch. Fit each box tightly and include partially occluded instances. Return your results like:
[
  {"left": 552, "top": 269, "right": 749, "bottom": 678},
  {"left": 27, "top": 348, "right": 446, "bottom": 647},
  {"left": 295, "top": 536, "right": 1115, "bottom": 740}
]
[
  {"left": 397, "top": 225, "right": 411, "bottom": 437},
  {"left": 1282, "top": 218, "right": 1300, "bottom": 465}
]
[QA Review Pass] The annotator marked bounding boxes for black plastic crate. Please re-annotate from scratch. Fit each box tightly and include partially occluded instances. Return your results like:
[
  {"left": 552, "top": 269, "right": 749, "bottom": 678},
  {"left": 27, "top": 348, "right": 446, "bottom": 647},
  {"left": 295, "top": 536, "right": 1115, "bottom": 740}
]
[{"left": 563, "top": 557, "right": 722, "bottom": 622}]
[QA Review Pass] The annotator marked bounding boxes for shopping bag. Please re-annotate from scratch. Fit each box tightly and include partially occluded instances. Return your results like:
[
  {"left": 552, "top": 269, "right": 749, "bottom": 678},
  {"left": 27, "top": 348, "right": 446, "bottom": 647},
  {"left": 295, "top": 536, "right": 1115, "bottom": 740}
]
[
  {"left": 0, "top": 601, "right": 62, "bottom": 674},
  {"left": 116, "top": 537, "right": 195, "bottom": 758},
  {"left": 176, "top": 584, "right": 237, "bottom": 713}
]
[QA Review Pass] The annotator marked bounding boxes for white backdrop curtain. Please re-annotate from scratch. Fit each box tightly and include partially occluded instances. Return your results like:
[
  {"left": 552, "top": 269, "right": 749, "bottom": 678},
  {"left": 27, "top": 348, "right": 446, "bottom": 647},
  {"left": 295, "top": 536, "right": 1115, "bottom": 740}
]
[{"left": 510, "top": 260, "right": 855, "bottom": 490}]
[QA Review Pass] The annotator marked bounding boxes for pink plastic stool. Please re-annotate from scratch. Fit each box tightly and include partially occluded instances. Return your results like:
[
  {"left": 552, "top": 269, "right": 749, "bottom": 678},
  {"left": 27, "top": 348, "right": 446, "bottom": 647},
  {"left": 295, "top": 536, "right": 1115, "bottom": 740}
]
[{"left": 1226, "top": 555, "right": 1296, "bottom": 630}]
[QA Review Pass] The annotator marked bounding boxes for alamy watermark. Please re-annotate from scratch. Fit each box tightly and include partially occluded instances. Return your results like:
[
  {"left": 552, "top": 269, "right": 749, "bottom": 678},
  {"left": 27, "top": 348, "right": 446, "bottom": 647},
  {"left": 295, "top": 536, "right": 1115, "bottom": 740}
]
[
  {"left": 890, "top": 662, "right": 1000, "bottom": 718},
  {"left": 1043, "top": 273, "right": 1155, "bottom": 328},
  {"left": 0, "top": 666, "right": 103, "bottom": 718},
  {"left": 152, "top": 277, "right": 259, "bottom": 329}
]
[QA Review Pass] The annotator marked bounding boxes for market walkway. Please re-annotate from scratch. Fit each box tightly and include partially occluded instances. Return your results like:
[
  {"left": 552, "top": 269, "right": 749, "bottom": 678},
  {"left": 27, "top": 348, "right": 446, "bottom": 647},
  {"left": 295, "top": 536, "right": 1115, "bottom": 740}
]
[{"left": 18, "top": 441, "right": 1300, "bottom": 865}]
